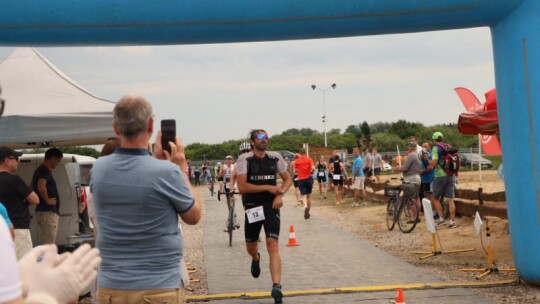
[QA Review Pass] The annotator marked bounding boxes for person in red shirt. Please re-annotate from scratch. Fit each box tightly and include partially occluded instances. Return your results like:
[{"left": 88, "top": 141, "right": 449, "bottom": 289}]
[{"left": 293, "top": 148, "right": 315, "bottom": 219}]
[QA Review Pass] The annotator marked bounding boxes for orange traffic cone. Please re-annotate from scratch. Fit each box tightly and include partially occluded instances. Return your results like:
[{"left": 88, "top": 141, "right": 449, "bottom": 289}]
[
  {"left": 286, "top": 225, "right": 299, "bottom": 246},
  {"left": 395, "top": 288, "right": 405, "bottom": 304}
]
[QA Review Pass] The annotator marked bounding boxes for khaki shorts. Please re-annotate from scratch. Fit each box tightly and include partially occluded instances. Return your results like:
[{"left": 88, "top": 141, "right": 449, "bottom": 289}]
[
  {"left": 14, "top": 229, "right": 33, "bottom": 260},
  {"left": 36, "top": 211, "right": 59, "bottom": 245},
  {"left": 97, "top": 286, "right": 184, "bottom": 304},
  {"left": 351, "top": 176, "right": 365, "bottom": 190}
]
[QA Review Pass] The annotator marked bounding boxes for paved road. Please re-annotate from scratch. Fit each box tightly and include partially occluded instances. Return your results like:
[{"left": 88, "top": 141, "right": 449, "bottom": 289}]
[{"left": 198, "top": 190, "right": 500, "bottom": 303}]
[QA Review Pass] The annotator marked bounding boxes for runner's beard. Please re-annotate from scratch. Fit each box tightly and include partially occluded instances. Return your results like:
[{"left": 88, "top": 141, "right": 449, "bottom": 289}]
[{"left": 254, "top": 141, "right": 267, "bottom": 152}]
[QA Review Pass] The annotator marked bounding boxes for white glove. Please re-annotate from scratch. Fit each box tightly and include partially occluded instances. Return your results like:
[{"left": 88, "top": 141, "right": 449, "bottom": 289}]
[
  {"left": 18, "top": 244, "right": 57, "bottom": 297},
  {"left": 25, "top": 244, "right": 101, "bottom": 304}
]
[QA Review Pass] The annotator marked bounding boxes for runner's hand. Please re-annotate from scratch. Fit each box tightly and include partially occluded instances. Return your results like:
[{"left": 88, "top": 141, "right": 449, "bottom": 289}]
[{"left": 272, "top": 194, "right": 283, "bottom": 209}]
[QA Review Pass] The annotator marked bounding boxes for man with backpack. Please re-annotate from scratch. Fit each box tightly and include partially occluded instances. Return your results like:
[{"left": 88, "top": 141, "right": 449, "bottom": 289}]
[{"left": 430, "top": 131, "right": 460, "bottom": 228}]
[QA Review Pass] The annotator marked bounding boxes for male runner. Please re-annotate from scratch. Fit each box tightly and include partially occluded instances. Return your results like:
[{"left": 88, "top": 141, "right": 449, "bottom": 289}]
[{"left": 236, "top": 129, "right": 292, "bottom": 304}]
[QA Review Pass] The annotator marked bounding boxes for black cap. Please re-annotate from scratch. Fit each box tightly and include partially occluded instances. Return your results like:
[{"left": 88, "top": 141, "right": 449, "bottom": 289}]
[{"left": 0, "top": 147, "right": 23, "bottom": 160}]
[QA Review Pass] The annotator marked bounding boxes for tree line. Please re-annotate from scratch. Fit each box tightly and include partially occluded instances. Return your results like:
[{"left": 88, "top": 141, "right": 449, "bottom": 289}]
[
  {"left": 28, "top": 120, "right": 484, "bottom": 161},
  {"left": 184, "top": 120, "right": 484, "bottom": 161}
]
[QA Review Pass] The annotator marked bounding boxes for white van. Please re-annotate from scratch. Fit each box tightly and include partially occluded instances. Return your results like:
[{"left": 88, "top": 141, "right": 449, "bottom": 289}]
[{"left": 17, "top": 153, "right": 95, "bottom": 251}]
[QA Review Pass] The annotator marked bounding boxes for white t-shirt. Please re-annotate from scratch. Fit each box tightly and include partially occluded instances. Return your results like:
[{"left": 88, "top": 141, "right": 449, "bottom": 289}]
[{"left": 0, "top": 217, "right": 22, "bottom": 302}]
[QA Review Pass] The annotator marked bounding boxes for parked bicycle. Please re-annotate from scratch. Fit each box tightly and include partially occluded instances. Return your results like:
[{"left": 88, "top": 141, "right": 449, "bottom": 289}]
[
  {"left": 217, "top": 190, "right": 240, "bottom": 246},
  {"left": 384, "top": 178, "right": 419, "bottom": 233}
]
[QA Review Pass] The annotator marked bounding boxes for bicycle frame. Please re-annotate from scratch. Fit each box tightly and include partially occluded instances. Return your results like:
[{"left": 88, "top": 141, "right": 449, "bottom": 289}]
[{"left": 385, "top": 180, "right": 419, "bottom": 233}]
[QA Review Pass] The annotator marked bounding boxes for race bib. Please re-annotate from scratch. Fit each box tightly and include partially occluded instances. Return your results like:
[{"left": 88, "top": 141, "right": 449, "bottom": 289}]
[
  {"left": 333, "top": 174, "right": 341, "bottom": 180},
  {"left": 318, "top": 172, "right": 325, "bottom": 177},
  {"left": 225, "top": 184, "right": 230, "bottom": 190},
  {"left": 246, "top": 206, "right": 265, "bottom": 224}
]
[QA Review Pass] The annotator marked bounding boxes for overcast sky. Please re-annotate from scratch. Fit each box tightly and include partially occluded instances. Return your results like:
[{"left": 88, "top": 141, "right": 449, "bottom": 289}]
[{"left": 0, "top": 27, "right": 495, "bottom": 145}]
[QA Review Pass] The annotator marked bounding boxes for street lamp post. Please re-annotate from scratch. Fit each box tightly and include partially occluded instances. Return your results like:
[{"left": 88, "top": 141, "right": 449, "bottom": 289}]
[{"left": 311, "top": 83, "right": 336, "bottom": 147}]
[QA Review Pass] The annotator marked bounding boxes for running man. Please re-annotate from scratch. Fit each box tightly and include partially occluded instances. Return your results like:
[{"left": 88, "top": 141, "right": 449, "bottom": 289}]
[
  {"left": 315, "top": 155, "right": 328, "bottom": 199},
  {"left": 236, "top": 129, "right": 292, "bottom": 304},
  {"left": 293, "top": 148, "right": 315, "bottom": 219}
]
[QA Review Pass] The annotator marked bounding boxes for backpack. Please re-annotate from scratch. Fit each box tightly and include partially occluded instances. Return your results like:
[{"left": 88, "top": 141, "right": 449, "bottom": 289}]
[{"left": 436, "top": 143, "right": 460, "bottom": 176}]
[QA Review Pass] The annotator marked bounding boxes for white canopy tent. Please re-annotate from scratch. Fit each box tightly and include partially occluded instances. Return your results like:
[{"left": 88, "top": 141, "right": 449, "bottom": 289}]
[{"left": 0, "top": 48, "right": 115, "bottom": 149}]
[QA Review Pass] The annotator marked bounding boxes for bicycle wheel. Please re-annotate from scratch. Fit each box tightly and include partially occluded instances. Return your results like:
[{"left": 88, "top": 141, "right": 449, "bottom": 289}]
[
  {"left": 398, "top": 197, "right": 419, "bottom": 233},
  {"left": 386, "top": 198, "right": 396, "bottom": 231},
  {"left": 228, "top": 206, "right": 234, "bottom": 246}
]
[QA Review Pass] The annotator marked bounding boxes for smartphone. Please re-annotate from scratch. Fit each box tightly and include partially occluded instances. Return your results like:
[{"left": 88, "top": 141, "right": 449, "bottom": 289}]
[{"left": 161, "top": 119, "right": 176, "bottom": 153}]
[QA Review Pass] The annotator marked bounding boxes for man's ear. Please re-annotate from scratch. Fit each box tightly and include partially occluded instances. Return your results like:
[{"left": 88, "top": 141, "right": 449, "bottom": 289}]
[
  {"left": 148, "top": 116, "right": 154, "bottom": 134},
  {"left": 112, "top": 121, "right": 121, "bottom": 136}
]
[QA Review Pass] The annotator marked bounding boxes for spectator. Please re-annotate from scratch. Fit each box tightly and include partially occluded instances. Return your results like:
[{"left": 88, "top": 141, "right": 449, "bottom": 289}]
[
  {"left": 0, "top": 202, "right": 14, "bottom": 239},
  {"left": 362, "top": 147, "right": 373, "bottom": 179},
  {"left": 0, "top": 147, "right": 39, "bottom": 258},
  {"left": 430, "top": 131, "right": 458, "bottom": 228},
  {"left": 351, "top": 148, "right": 367, "bottom": 207},
  {"left": 371, "top": 147, "right": 383, "bottom": 183},
  {"left": 186, "top": 157, "right": 192, "bottom": 183},
  {"left": 419, "top": 142, "right": 435, "bottom": 212},
  {"left": 90, "top": 95, "right": 201, "bottom": 303},
  {"left": 32, "top": 147, "right": 63, "bottom": 245},
  {"left": 393, "top": 141, "right": 422, "bottom": 220},
  {"left": 194, "top": 167, "right": 201, "bottom": 186}
]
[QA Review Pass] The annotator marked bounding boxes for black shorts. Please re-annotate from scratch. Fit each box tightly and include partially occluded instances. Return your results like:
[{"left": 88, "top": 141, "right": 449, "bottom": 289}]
[
  {"left": 293, "top": 178, "right": 299, "bottom": 188},
  {"left": 244, "top": 203, "right": 280, "bottom": 242},
  {"left": 374, "top": 168, "right": 381, "bottom": 176},
  {"left": 332, "top": 176, "right": 344, "bottom": 186},
  {"left": 363, "top": 167, "right": 373, "bottom": 177},
  {"left": 297, "top": 178, "right": 313, "bottom": 195},
  {"left": 217, "top": 176, "right": 224, "bottom": 182},
  {"left": 419, "top": 182, "right": 432, "bottom": 200},
  {"left": 316, "top": 172, "right": 327, "bottom": 183}
]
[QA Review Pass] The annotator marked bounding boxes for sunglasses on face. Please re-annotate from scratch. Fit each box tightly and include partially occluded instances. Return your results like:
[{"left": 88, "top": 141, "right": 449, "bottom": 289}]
[{"left": 256, "top": 133, "right": 269, "bottom": 140}]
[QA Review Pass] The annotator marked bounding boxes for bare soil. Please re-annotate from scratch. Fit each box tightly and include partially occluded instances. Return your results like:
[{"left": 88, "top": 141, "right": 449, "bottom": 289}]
[{"left": 182, "top": 171, "right": 540, "bottom": 303}]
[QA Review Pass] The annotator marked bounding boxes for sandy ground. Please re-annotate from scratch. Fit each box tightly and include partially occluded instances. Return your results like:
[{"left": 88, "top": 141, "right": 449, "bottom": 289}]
[{"left": 181, "top": 171, "right": 540, "bottom": 303}]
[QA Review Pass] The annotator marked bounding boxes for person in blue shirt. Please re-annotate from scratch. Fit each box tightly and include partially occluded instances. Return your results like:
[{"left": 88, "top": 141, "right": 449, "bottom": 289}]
[
  {"left": 351, "top": 147, "right": 367, "bottom": 207},
  {"left": 419, "top": 142, "right": 435, "bottom": 208},
  {"left": 0, "top": 202, "right": 14, "bottom": 239}
]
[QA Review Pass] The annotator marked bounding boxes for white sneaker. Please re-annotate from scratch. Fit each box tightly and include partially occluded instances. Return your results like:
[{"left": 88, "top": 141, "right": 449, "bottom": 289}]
[
  {"left": 362, "top": 202, "right": 368, "bottom": 207},
  {"left": 352, "top": 203, "right": 359, "bottom": 207}
]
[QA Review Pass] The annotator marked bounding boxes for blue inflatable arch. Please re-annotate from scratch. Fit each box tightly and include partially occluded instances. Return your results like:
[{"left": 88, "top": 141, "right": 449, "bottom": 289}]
[{"left": 1, "top": 0, "right": 539, "bottom": 284}]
